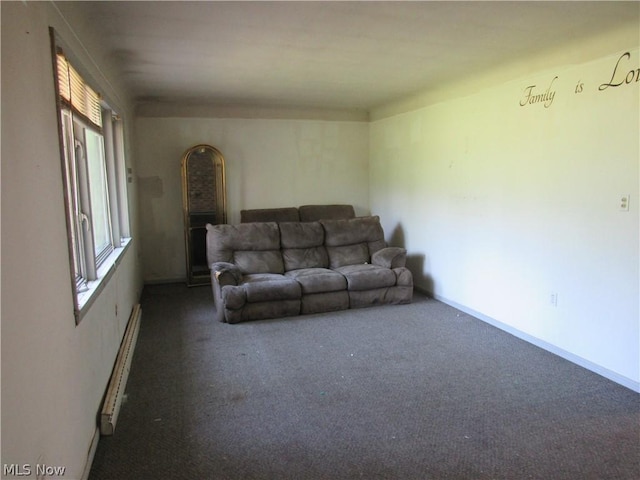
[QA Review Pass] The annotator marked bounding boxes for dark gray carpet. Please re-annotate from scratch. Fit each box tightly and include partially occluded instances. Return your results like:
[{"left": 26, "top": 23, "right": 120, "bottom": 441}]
[{"left": 89, "top": 284, "right": 639, "bottom": 480}]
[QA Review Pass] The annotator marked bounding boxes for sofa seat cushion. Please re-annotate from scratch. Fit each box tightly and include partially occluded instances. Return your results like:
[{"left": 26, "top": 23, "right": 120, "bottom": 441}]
[
  {"left": 285, "top": 268, "right": 347, "bottom": 294},
  {"left": 334, "top": 264, "right": 397, "bottom": 291}
]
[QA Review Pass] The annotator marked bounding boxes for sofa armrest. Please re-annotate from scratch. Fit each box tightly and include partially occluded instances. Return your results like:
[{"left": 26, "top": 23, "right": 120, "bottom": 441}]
[
  {"left": 371, "top": 247, "right": 407, "bottom": 269},
  {"left": 211, "top": 262, "right": 243, "bottom": 286}
]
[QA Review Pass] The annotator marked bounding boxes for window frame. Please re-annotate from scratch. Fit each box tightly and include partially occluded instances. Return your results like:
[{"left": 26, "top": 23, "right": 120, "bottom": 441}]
[{"left": 51, "top": 28, "right": 132, "bottom": 324}]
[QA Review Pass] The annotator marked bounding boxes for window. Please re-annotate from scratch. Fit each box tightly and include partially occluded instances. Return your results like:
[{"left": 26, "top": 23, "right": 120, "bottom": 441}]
[{"left": 52, "top": 36, "right": 131, "bottom": 323}]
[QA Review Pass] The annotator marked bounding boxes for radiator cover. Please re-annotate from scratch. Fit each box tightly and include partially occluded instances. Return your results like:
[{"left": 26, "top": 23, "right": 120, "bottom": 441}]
[{"left": 100, "top": 304, "right": 141, "bottom": 435}]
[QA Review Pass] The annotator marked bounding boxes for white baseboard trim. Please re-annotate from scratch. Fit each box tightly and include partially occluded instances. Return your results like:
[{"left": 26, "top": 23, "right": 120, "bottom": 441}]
[{"left": 428, "top": 292, "right": 640, "bottom": 393}]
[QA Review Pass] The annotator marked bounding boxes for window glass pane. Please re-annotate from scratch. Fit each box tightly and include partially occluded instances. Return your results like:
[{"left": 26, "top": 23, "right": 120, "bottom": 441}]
[
  {"left": 61, "top": 109, "right": 86, "bottom": 283},
  {"left": 113, "top": 118, "right": 131, "bottom": 238},
  {"left": 85, "top": 129, "right": 112, "bottom": 263}
]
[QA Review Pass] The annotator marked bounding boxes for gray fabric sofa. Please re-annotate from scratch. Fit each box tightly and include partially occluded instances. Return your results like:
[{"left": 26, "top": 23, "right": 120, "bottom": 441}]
[{"left": 206, "top": 213, "right": 413, "bottom": 324}]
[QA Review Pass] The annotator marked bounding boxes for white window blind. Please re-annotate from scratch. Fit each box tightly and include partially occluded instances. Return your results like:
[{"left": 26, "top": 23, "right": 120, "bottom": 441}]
[{"left": 56, "top": 51, "right": 102, "bottom": 130}]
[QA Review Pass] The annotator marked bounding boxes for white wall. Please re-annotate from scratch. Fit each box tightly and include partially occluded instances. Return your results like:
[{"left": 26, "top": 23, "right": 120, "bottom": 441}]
[
  {"left": 1, "top": 2, "right": 142, "bottom": 478},
  {"left": 135, "top": 116, "right": 369, "bottom": 283},
  {"left": 370, "top": 29, "right": 639, "bottom": 390}
]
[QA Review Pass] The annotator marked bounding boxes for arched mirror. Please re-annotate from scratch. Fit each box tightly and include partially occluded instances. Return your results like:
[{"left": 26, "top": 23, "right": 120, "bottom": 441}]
[{"left": 181, "top": 144, "right": 227, "bottom": 286}]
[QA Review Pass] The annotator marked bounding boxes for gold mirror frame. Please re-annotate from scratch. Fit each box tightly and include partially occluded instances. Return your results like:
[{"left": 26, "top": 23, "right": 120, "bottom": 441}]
[{"left": 181, "top": 144, "right": 227, "bottom": 286}]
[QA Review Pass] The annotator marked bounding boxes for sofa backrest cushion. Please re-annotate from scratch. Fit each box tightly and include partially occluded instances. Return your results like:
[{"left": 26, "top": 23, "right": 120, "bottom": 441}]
[
  {"left": 206, "top": 222, "right": 284, "bottom": 274},
  {"left": 240, "top": 207, "right": 300, "bottom": 223},
  {"left": 279, "top": 221, "right": 328, "bottom": 271},
  {"left": 320, "top": 216, "right": 387, "bottom": 268},
  {"left": 299, "top": 204, "right": 355, "bottom": 222}
]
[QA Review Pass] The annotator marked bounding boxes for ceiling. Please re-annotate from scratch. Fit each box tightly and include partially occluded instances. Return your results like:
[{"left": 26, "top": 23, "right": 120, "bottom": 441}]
[{"left": 66, "top": 1, "right": 639, "bottom": 113}]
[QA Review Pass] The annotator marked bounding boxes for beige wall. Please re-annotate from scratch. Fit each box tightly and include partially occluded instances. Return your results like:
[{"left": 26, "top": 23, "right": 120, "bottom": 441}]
[
  {"left": 135, "top": 116, "right": 369, "bottom": 283},
  {"left": 370, "top": 29, "right": 639, "bottom": 389},
  {"left": 1, "top": 2, "right": 142, "bottom": 478}
]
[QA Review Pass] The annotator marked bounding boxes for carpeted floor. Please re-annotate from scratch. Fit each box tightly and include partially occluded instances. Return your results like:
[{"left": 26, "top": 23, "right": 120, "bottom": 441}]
[{"left": 89, "top": 284, "right": 639, "bottom": 480}]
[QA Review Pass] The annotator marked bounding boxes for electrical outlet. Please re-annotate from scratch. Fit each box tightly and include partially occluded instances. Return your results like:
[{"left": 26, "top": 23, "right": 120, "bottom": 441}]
[{"left": 619, "top": 194, "right": 630, "bottom": 212}]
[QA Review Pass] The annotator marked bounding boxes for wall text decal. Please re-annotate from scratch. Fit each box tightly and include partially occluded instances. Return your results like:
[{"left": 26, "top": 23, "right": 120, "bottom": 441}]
[
  {"left": 599, "top": 52, "right": 640, "bottom": 91},
  {"left": 519, "top": 76, "right": 558, "bottom": 108},
  {"left": 519, "top": 50, "right": 638, "bottom": 108}
]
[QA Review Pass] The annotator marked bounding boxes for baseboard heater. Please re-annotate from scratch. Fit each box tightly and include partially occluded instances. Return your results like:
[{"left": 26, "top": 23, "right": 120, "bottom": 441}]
[{"left": 100, "top": 304, "right": 142, "bottom": 435}]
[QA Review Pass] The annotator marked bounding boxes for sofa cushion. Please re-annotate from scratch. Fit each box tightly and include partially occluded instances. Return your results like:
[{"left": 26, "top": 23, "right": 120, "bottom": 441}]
[
  {"left": 321, "top": 216, "right": 387, "bottom": 268},
  {"left": 282, "top": 247, "right": 328, "bottom": 271},
  {"left": 324, "top": 244, "right": 369, "bottom": 269},
  {"left": 234, "top": 250, "right": 284, "bottom": 274},
  {"left": 334, "top": 264, "right": 397, "bottom": 291},
  {"left": 285, "top": 268, "right": 347, "bottom": 294},
  {"left": 279, "top": 221, "right": 324, "bottom": 248},
  {"left": 280, "top": 221, "right": 328, "bottom": 270},
  {"left": 321, "top": 216, "right": 385, "bottom": 247},
  {"left": 206, "top": 222, "right": 284, "bottom": 274}
]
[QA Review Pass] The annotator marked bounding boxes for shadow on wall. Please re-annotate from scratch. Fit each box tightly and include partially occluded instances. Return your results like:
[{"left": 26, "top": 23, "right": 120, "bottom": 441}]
[
  {"left": 389, "top": 223, "right": 433, "bottom": 295},
  {"left": 389, "top": 223, "right": 405, "bottom": 248},
  {"left": 407, "top": 254, "right": 433, "bottom": 295}
]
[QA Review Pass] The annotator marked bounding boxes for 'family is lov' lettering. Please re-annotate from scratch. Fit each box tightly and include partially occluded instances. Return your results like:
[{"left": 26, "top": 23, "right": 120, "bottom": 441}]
[{"left": 519, "top": 76, "right": 558, "bottom": 108}]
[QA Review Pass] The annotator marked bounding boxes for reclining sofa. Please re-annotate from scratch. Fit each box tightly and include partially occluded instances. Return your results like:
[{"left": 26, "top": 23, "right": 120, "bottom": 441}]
[{"left": 206, "top": 205, "right": 413, "bottom": 323}]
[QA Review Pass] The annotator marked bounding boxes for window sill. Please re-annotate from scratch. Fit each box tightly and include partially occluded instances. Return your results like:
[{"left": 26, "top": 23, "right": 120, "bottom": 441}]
[{"left": 75, "top": 238, "right": 132, "bottom": 324}]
